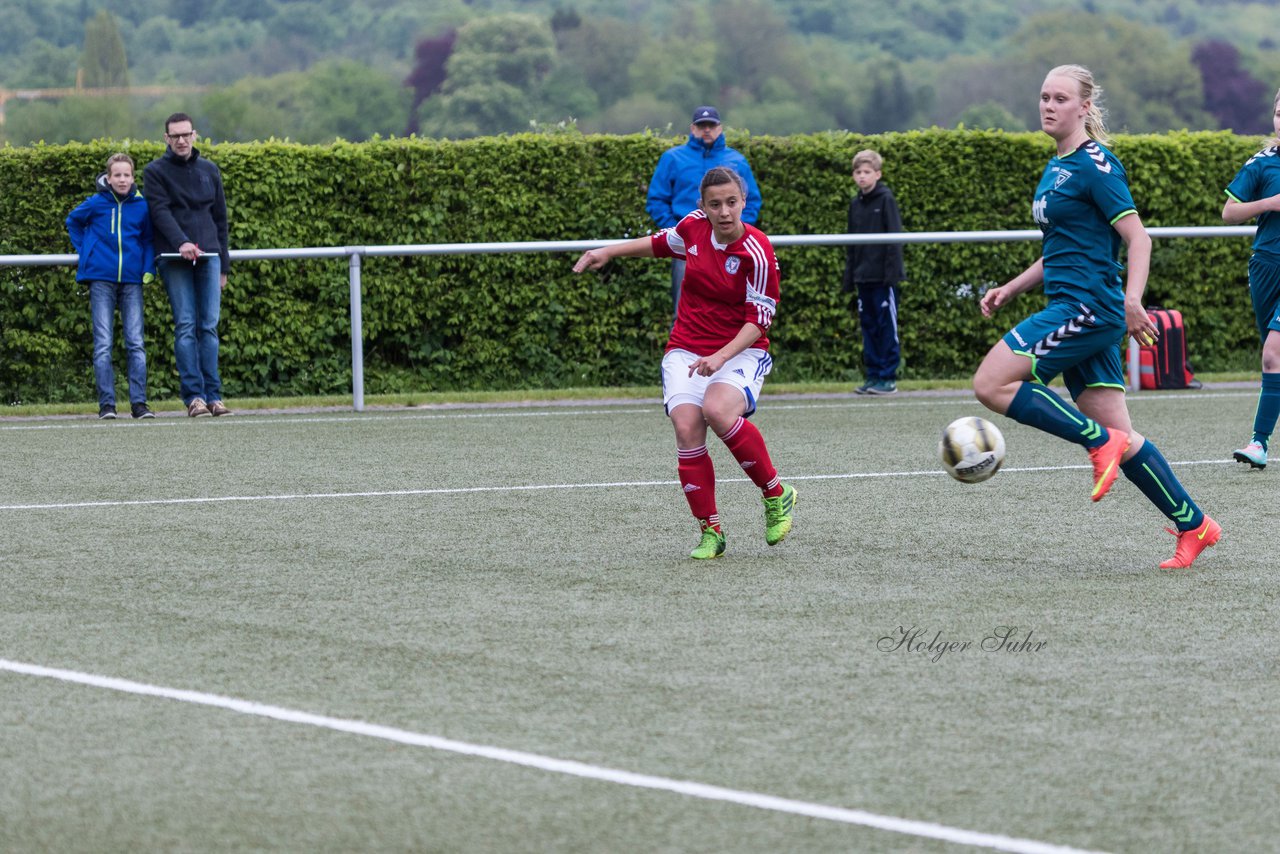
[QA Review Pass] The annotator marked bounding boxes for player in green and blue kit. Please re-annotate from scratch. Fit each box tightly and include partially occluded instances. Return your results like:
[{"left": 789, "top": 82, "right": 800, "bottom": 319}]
[
  {"left": 973, "top": 64, "right": 1220, "bottom": 569},
  {"left": 1222, "top": 87, "right": 1280, "bottom": 471}
]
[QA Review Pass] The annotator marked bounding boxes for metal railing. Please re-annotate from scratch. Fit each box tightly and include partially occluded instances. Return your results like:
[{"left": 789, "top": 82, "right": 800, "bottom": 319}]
[{"left": 2, "top": 225, "right": 1255, "bottom": 410}]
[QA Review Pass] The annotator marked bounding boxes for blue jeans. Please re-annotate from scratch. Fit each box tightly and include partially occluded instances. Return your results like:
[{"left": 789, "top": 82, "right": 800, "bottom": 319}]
[
  {"left": 161, "top": 256, "right": 222, "bottom": 405},
  {"left": 88, "top": 280, "right": 148, "bottom": 407}
]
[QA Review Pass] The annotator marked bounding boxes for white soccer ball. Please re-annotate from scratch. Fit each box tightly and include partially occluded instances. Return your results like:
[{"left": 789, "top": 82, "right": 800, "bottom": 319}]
[{"left": 939, "top": 416, "right": 1006, "bottom": 484}]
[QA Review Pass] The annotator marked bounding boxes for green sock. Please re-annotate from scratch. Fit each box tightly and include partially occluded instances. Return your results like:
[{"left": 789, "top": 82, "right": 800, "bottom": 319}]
[
  {"left": 1005, "top": 382, "right": 1107, "bottom": 448},
  {"left": 1121, "top": 441, "right": 1204, "bottom": 532},
  {"left": 1251, "top": 372, "right": 1280, "bottom": 451}
]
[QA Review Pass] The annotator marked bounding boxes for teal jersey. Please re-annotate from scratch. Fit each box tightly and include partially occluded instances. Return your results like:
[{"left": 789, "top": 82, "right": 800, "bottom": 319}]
[
  {"left": 1031, "top": 140, "right": 1137, "bottom": 324},
  {"left": 1225, "top": 146, "right": 1280, "bottom": 259}
]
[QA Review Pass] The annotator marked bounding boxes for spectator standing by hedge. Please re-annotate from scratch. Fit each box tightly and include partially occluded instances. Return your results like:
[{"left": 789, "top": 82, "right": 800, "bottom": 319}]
[
  {"left": 144, "top": 112, "right": 232, "bottom": 418},
  {"left": 843, "top": 149, "right": 905, "bottom": 395},
  {"left": 66, "top": 153, "right": 157, "bottom": 420},
  {"left": 973, "top": 64, "right": 1219, "bottom": 569},
  {"left": 577, "top": 166, "right": 795, "bottom": 560},
  {"left": 646, "top": 106, "right": 762, "bottom": 315},
  {"left": 1221, "top": 87, "right": 1280, "bottom": 471}
]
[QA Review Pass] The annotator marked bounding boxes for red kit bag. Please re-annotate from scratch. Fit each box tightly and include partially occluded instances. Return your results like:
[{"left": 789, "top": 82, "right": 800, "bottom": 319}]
[{"left": 1138, "top": 307, "right": 1199, "bottom": 390}]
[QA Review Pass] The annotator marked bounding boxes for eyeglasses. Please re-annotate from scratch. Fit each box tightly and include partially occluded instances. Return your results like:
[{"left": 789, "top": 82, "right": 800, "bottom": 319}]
[
  {"left": 694, "top": 122, "right": 721, "bottom": 129},
  {"left": 166, "top": 131, "right": 196, "bottom": 141}
]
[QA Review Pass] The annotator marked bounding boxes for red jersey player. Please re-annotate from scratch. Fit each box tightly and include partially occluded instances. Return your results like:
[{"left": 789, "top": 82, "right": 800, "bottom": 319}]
[{"left": 574, "top": 166, "right": 795, "bottom": 559}]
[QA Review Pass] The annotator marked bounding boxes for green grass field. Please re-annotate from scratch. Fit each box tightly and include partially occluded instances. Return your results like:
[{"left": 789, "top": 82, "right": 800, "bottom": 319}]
[{"left": 2, "top": 387, "right": 1277, "bottom": 853}]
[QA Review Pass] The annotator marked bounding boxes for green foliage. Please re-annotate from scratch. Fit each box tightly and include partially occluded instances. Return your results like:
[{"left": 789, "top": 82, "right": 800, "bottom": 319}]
[
  {"left": 0, "top": 130, "right": 1265, "bottom": 404},
  {"left": 1008, "top": 12, "right": 1212, "bottom": 133},
  {"left": 79, "top": 10, "right": 129, "bottom": 88},
  {"left": 203, "top": 61, "right": 413, "bottom": 144}
]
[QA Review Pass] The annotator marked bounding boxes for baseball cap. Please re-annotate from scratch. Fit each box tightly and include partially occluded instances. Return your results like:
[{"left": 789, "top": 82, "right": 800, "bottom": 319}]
[{"left": 691, "top": 106, "right": 721, "bottom": 125}]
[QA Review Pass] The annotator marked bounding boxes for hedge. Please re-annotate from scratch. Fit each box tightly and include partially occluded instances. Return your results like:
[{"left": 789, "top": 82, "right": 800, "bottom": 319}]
[{"left": 0, "top": 129, "right": 1264, "bottom": 405}]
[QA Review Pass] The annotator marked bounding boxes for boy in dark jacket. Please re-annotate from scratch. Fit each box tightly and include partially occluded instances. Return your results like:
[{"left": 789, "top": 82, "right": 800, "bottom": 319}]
[
  {"left": 843, "top": 149, "right": 905, "bottom": 394},
  {"left": 66, "top": 153, "right": 157, "bottom": 419}
]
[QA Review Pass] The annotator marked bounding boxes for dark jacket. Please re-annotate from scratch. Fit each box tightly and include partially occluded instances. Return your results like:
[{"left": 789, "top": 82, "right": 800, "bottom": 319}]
[
  {"left": 646, "top": 134, "right": 762, "bottom": 228},
  {"left": 65, "top": 173, "right": 156, "bottom": 285},
  {"left": 142, "top": 146, "right": 230, "bottom": 270},
  {"left": 843, "top": 181, "right": 904, "bottom": 291}
]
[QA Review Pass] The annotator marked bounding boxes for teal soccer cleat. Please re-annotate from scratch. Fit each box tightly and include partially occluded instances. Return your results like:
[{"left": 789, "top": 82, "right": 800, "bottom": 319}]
[{"left": 1232, "top": 441, "right": 1267, "bottom": 470}]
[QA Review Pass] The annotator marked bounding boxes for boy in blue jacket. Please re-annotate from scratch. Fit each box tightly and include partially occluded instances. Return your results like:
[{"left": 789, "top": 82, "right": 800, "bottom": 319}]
[{"left": 66, "top": 153, "right": 157, "bottom": 419}]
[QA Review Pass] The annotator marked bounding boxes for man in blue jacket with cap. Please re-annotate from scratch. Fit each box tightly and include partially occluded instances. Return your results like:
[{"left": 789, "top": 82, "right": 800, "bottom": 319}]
[{"left": 646, "top": 105, "right": 762, "bottom": 313}]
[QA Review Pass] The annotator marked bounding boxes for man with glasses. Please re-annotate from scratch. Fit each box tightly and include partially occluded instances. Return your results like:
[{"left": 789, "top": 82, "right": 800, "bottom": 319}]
[
  {"left": 646, "top": 106, "right": 762, "bottom": 315},
  {"left": 143, "top": 112, "right": 232, "bottom": 417}
]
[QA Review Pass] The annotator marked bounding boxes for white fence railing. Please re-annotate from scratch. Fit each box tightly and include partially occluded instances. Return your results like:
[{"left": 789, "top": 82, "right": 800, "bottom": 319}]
[{"left": 1, "top": 226, "right": 1256, "bottom": 410}]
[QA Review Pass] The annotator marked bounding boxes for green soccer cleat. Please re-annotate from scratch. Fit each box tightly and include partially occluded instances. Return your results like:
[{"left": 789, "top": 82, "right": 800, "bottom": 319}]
[
  {"left": 690, "top": 527, "right": 726, "bottom": 560},
  {"left": 762, "top": 482, "right": 797, "bottom": 546},
  {"left": 1232, "top": 441, "right": 1267, "bottom": 470}
]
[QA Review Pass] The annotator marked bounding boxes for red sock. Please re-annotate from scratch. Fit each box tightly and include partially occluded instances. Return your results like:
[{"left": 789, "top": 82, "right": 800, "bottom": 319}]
[
  {"left": 677, "top": 445, "right": 719, "bottom": 528},
  {"left": 717, "top": 417, "right": 782, "bottom": 497}
]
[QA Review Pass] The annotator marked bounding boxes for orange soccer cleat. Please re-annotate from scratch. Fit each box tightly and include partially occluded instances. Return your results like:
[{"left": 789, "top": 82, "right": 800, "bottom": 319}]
[
  {"left": 1087, "top": 429, "right": 1130, "bottom": 502},
  {"left": 1159, "top": 516, "right": 1222, "bottom": 569}
]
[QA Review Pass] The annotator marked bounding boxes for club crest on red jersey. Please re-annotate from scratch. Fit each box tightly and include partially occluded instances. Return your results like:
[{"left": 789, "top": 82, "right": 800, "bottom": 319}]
[{"left": 724, "top": 257, "right": 740, "bottom": 274}]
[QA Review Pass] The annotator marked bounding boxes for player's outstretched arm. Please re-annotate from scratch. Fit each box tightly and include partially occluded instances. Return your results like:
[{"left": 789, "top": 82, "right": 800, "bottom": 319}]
[
  {"left": 1222, "top": 193, "right": 1280, "bottom": 224},
  {"left": 573, "top": 236, "right": 655, "bottom": 273}
]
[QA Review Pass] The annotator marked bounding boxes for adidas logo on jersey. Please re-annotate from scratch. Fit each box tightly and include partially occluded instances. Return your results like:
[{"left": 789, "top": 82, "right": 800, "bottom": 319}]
[{"left": 687, "top": 244, "right": 698, "bottom": 255}]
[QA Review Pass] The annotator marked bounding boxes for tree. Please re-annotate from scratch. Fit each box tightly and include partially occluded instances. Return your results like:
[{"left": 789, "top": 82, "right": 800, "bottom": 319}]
[
  {"left": 203, "top": 60, "right": 411, "bottom": 143},
  {"left": 404, "top": 30, "right": 456, "bottom": 134},
  {"left": 79, "top": 9, "right": 129, "bottom": 88},
  {"left": 417, "top": 14, "right": 558, "bottom": 137},
  {"left": 8, "top": 38, "right": 78, "bottom": 88},
  {"left": 710, "top": 0, "right": 804, "bottom": 100},
  {"left": 956, "top": 101, "right": 1027, "bottom": 131},
  {"left": 860, "top": 60, "right": 920, "bottom": 133},
  {"left": 554, "top": 16, "right": 643, "bottom": 111},
  {"left": 1193, "top": 41, "right": 1270, "bottom": 134},
  {"left": 1009, "top": 12, "right": 1212, "bottom": 133}
]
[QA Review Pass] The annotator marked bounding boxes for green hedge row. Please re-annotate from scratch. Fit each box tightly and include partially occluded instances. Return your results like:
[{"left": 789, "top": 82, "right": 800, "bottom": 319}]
[{"left": 0, "top": 129, "right": 1263, "bottom": 404}]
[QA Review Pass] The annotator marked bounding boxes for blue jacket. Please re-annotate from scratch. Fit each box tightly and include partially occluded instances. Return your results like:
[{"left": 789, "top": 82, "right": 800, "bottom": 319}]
[
  {"left": 66, "top": 173, "right": 156, "bottom": 285},
  {"left": 646, "top": 134, "right": 762, "bottom": 229}
]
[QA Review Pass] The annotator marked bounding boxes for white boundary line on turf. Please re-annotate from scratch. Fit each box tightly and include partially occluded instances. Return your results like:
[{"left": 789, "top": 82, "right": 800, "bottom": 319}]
[
  {"left": 0, "top": 460, "right": 1234, "bottom": 513},
  {"left": 0, "top": 390, "right": 1260, "bottom": 432},
  {"left": 0, "top": 658, "right": 1108, "bottom": 854}
]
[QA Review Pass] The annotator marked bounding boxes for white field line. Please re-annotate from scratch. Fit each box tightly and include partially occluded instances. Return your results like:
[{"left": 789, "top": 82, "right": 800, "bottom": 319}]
[
  {"left": 0, "top": 460, "right": 1235, "bottom": 513},
  {"left": 0, "top": 658, "right": 1108, "bottom": 854},
  {"left": 0, "top": 390, "right": 1259, "bottom": 432}
]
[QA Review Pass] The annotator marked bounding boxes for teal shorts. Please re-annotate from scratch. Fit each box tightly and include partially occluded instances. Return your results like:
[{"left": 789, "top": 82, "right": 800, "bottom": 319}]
[
  {"left": 1002, "top": 300, "right": 1127, "bottom": 400},
  {"left": 1248, "top": 254, "right": 1280, "bottom": 342}
]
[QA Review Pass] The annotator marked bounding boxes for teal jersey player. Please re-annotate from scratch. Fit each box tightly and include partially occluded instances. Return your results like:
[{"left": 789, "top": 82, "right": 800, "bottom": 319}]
[
  {"left": 1034, "top": 140, "right": 1137, "bottom": 326},
  {"left": 1225, "top": 146, "right": 1280, "bottom": 259},
  {"left": 972, "top": 63, "right": 1219, "bottom": 570},
  {"left": 1223, "top": 109, "right": 1280, "bottom": 470}
]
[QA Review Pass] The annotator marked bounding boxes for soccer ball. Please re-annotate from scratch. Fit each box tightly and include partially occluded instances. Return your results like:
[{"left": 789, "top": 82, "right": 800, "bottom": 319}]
[{"left": 939, "top": 416, "right": 1006, "bottom": 484}]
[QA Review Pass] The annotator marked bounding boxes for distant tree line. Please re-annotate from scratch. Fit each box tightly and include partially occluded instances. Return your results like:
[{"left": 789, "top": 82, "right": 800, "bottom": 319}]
[{"left": 2, "top": 1, "right": 1279, "bottom": 144}]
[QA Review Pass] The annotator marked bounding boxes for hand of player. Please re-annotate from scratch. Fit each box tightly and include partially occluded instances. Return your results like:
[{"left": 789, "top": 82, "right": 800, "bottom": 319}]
[
  {"left": 1127, "top": 304, "right": 1158, "bottom": 346},
  {"left": 980, "top": 285, "right": 1010, "bottom": 317},
  {"left": 573, "top": 249, "right": 609, "bottom": 273},
  {"left": 688, "top": 354, "right": 727, "bottom": 377}
]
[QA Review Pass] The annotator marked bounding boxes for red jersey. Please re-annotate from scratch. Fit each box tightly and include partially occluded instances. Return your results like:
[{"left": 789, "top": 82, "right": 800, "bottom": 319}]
[{"left": 651, "top": 210, "right": 780, "bottom": 356}]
